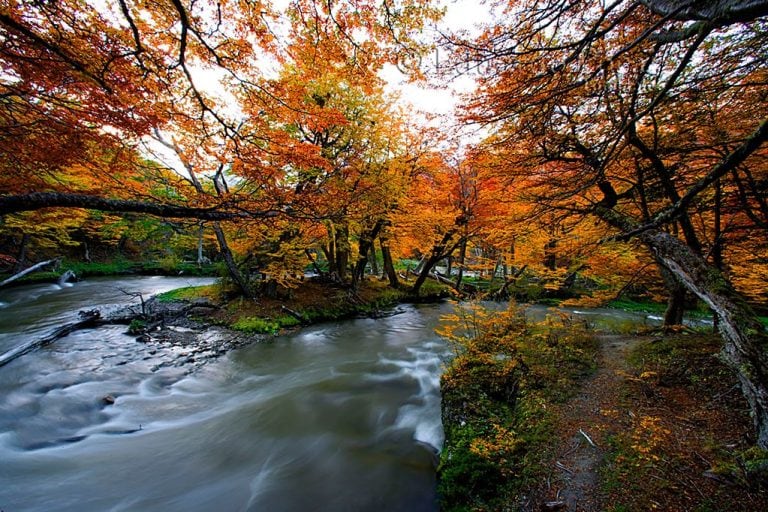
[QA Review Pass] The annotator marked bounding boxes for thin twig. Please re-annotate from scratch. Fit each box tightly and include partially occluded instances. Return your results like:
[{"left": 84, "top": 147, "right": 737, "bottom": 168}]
[
  {"left": 555, "top": 461, "right": 574, "bottom": 474},
  {"left": 579, "top": 428, "right": 598, "bottom": 448}
]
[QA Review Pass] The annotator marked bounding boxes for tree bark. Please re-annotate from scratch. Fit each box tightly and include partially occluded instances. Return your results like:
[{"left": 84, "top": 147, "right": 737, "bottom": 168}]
[
  {"left": 196, "top": 221, "right": 208, "bottom": 266},
  {"left": 213, "top": 222, "right": 253, "bottom": 298},
  {"left": 663, "top": 280, "right": 687, "bottom": 327},
  {"left": 369, "top": 247, "right": 379, "bottom": 277},
  {"left": 380, "top": 238, "right": 399, "bottom": 288},
  {"left": 0, "top": 192, "right": 275, "bottom": 220},
  {"left": 351, "top": 219, "right": 384, "bottom": 288},
  {"left": 454, "top": 237, "right": 468, "bottom": 292},
  {"left": 543, "top": 238, "right": 557, "bottom": 271},
  {"left": 640, "top": 228, "right": 768, "bottom": 448},
  {"left": 334, "top": 222, "right": 350, "bottom": 283}
]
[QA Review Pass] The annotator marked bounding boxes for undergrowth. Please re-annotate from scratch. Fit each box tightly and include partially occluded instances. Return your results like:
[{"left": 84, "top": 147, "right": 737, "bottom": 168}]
[
  {"left": 599, "top": 333, "right": 768, "bottom": 511},
  {"left": 437, "top": 302, "right": 599, "bottom": 511}
]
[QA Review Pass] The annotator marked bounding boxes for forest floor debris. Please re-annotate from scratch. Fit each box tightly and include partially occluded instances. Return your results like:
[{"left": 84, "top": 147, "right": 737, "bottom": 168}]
[{"left": 535, "top": 332, "right": 768, "bottom": 511}]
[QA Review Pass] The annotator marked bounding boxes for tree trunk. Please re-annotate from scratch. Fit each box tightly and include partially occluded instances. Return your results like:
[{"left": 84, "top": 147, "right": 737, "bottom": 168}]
[
  {"left": 0, "top": 258, "right": 60, "bottom": 288},
  {"left": 410, "top": 230, "right": 459, "bottom": 295},
  {"left": 305, "top": 249, "right": 324, "bottom": 276},
  {"left": 543, "top": 238, "right": 557, "bottom": 271},
  {"left": 663, "top": 282, "right": 687, "bottom": 327},
  {"left": 380, "top": 238, "right": 399, "bottom": 288},
  {"left": 713, "top": 178, "right": 724, "bottom": 333},
  {"left": 322, "top": 244, "right": 335, "bottom": 278},
  {"left": 14, "top": 233, "right": 29, "bottom": 273},
  {"left": 657, "top": 263, "right": 688, "bottom": 327},
  {"left": 213, "top": 222, "right": 253, "bottom": 298},
  {"left": 641, "top": 228, "right": 768, "bottom": 449},
  {"left": 197, "top": 221, "right": 207, "bottom": 266},
  {"left": 454, "top": 238, "right": 468, "bottom": 292},
  {"left": 335, "top": 222, "right": 350, "bottom": 283},
  {"left": 490, "top": 255, "right": 502, "bottom": 285},
  {"left": 369, "top": 247, "right": 379, "bottom": 277},
  {"left": 351, "top": 219, "right": 385, "bottom": 289}
]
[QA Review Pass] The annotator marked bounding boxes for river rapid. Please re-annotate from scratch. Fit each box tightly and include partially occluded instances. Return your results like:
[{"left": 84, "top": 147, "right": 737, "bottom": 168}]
[{"left": 0, "top": 277, "right": 450, "bottom": 511}]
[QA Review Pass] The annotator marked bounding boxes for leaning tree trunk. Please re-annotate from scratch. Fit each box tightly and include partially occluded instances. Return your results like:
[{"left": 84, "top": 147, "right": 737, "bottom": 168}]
[
  {"left": 641, "top": 228, "right": 768, "bottom": 449},
  {"left": 410, "top": 230, "right": 459, "bottom": 295},
  {"left": 0, "top": 258, "right": 60, "bottom": 288},
  {"left": 213, "top": 223, "right": 253, "bottom": 298}
]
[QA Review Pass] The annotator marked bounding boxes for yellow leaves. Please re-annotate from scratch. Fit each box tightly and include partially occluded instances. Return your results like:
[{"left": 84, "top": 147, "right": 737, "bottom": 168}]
[
  {"left": 469, "top": 423, "right": 522, "bottom": 470},
  {"left": 629, "top": 415, "right": 672, "bottom": 464}
]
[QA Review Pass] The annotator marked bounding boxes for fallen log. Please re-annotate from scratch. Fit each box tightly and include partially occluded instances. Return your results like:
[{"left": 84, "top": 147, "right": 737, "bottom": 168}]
[
  {"left": 0, "top": 258, "right": 61, "bottom": 288},
  {"left": 0, "top": 309, "right": 101, "bottom": 367},
  {"left": 0, "top": 298, "right": 219, "bottom": 368}
]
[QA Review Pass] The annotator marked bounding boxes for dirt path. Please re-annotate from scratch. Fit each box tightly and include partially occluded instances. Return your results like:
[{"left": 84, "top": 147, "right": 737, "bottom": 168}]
[{"left": 542, "top": 334, "right": 645, "bottom": 511}]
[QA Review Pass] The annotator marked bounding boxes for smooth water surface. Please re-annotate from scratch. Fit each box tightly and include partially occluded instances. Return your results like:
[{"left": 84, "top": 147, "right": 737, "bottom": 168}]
[{"left": 0, "top": 277, "right": 450, "bottom": 512}]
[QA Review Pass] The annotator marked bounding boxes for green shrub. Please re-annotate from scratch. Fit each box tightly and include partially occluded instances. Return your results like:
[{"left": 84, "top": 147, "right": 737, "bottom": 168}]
[{"left": 127, "top": 319, "right": 147, "bottom": 334}]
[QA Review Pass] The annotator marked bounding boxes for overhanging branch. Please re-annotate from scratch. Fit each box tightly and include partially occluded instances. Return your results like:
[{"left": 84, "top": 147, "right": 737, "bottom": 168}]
[{"left": 0, "top": 192, "right": 279, "bottom": 221}]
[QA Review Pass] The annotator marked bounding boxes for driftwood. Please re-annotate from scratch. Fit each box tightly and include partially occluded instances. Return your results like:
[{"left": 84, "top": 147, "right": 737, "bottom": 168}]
[
  {"left": 0, "top": 309, "right": 102, "bottom": 367},
  {"left": 0, "top": 298, "right": 215, "bottom": 368},
  {"left": 0, "top": 258, "right": 60, "bottom": 288}
]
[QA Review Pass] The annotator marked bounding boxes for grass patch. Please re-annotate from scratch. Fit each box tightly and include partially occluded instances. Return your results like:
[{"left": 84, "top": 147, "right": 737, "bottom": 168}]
[
  {"left": 231, "top": 315, "right": 301, "bottom": 334},
  {"left": 155, "top": 284, "right": 221, "bottom": 303},
  {"left": 214, "top": 278, "right": 437, "bottom": 334},
  {"left": 437, "top": 302, "right": 599, "bottom": 511},
  {"left": 608, "top": 297, "right": 667, "bottom": 314}
]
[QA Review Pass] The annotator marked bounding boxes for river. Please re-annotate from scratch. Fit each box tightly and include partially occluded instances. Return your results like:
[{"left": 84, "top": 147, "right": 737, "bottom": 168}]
[
  {"left": 0, "top": 276, "right": 699, "bottom": 511},
  {"left": 0, "top": 276, "right": 450, "bottom": 511}
]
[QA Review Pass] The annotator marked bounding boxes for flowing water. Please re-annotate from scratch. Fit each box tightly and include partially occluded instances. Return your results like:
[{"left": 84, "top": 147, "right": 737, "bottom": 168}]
[
  {"left": 0, "top": 277, "right": 702, "bottom": 511},
  {"left": 0, "top": 277, "right": 451, "bottom": 512}
]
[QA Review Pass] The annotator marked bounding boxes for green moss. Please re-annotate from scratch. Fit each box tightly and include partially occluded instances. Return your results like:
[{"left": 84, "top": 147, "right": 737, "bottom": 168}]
[
  {"left": 58, "top": 259, "right": 219, "bottom": 278},
  {"left": 231, "top": 315, "right": 300, "bottom": 334},
  {"left": 155, "top": 285, "right": 219, "bottom": 303},
  {"left": 626, "top": 332, "right": 731, "bottom": 389},
  {"left": 127, "top": 319, "right": 147, "bottom": 334}
]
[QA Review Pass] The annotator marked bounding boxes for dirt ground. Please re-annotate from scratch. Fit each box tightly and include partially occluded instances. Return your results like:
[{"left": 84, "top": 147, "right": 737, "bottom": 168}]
[{"left": 535, "top": 333, "right": 768, "bottom": 512}]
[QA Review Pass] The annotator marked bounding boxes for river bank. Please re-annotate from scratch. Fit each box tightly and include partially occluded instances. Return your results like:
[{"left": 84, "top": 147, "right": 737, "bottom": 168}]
[{"left": 437, "top": 303, "right": 768, "bottom": 511}]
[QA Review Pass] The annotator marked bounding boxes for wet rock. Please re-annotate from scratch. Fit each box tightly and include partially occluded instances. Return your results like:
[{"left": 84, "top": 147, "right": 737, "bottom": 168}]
[{"left": 102, "top": 394, "right": 116, "bottom": 405}]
